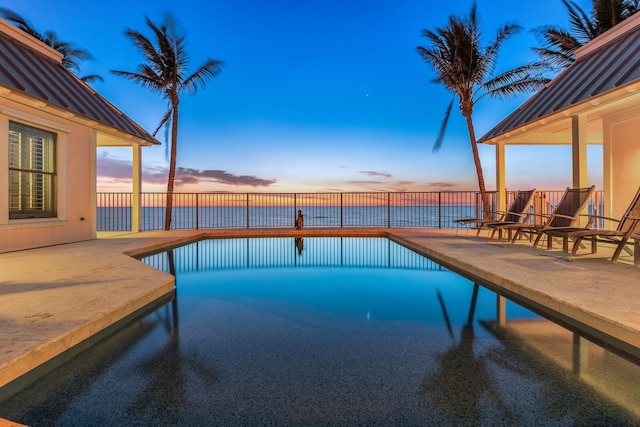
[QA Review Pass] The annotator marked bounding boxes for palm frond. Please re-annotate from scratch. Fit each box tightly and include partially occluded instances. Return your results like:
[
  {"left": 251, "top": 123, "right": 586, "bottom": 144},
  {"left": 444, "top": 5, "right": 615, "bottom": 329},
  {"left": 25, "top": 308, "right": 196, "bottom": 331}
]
[
  {"left": 433, "top": 99, "right": 454, "bottom": 153},
  {"left": 530, "top": 0, "right": 637, "bottom": 70},
  {"left": 477, "top": 23, "right": 521, "bottom": 86},
  {"left": 182, "top": 59, "right": 225, "bottom": 95},
  {"left": 0, "top": 8, "right": 40, "bottom": 39},
  {"left": 530, "top": 47, "right": 574, "bottom": 70},
  {"left": 481, "top": 61, "right": 550, "bottom": 99},
  {"left": 152, "top": 108, "right": 173, "bottom": 137},
  {"left": 80, "top": 74, "right": 104, "bottom": 84}
]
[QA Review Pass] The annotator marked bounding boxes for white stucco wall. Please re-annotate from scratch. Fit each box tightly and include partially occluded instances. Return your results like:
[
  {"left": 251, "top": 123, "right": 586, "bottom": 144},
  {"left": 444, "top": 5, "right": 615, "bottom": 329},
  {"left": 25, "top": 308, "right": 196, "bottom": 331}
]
[
  {"left": 603, "top": 107, "right": 640, "bottom": 222},
  {"left": 0, "top": 98, "right": 96, "bottom": 253}
]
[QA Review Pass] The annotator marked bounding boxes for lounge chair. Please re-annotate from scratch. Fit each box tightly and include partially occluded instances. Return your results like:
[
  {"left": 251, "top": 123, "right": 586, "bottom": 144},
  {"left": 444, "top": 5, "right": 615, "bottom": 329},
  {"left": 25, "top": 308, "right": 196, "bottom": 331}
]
[
  {"left": 455, "top": 189, "right": 536, "bottom": 236},
  {"left": 493, "top": 186, "right": 596, "bottom": 247},
  {"left": 542, "top": 186, "right": 640, "bottom": 264}
]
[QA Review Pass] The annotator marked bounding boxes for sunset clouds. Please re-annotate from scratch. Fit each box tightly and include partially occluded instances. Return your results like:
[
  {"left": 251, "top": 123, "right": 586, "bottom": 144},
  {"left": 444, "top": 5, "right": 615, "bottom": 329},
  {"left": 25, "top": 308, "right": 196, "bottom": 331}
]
[{"left": 97, "top": 152, "right": 277, "bottom": 191}]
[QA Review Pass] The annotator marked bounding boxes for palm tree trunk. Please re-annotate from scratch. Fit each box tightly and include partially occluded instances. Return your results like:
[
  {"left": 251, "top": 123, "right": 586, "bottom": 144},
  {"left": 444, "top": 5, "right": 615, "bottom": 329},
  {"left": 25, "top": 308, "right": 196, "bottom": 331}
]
[
  {"left": 164, "top": 100, "right": 179, "bottom": 231},
  {"left": 463, "top": 114, "right": 491, "bottom": 218}
]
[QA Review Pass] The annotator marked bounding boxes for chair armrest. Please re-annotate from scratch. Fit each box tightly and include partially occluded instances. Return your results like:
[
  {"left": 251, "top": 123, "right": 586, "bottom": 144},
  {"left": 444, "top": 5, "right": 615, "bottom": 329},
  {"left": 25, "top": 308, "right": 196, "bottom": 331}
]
[
  {"left": 578, "top": 214, "right": 621, "bottom": 223},
  {"left": 548, "top": 213, "right": 578, "bottom": 220},
  {"left": 498, "top": 211, "right": 529, "bottom": 218},
  {"left": 521, "top": 212, "right": 551, "bottom": 220},
  {"left": 578, "top": 213, "right": 621, "bottom": 228}
]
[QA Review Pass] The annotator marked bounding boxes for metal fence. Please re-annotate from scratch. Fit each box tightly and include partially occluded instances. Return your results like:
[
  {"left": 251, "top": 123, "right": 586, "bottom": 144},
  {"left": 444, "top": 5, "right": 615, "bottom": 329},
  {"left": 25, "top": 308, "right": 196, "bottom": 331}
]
[
  {"left": 140, "top": 237, "right": 447, "bottom": 272},
  {"left": 96, "top": 190, "right": 604, "bottom": 232}
]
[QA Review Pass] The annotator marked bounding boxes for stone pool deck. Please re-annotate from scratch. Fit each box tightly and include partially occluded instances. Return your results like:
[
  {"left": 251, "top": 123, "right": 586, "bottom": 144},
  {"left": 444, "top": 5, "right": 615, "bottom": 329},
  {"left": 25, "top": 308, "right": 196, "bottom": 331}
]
[{"left": 0, "top": 228, "right": 638, "bottom": 402}]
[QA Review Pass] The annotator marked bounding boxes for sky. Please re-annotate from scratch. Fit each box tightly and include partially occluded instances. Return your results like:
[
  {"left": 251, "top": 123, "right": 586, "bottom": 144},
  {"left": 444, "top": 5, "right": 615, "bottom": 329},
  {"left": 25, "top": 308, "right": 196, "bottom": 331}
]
[{"left": 5, "top": 0, "right": 604, "bottom": 193}]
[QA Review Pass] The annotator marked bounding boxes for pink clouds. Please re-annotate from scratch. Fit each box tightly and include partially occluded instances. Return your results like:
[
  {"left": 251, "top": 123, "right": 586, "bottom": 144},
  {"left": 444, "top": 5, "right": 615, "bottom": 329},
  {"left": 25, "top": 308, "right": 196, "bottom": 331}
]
[{"left": 97, "top": 153, "right": 277, "bottom": 191}]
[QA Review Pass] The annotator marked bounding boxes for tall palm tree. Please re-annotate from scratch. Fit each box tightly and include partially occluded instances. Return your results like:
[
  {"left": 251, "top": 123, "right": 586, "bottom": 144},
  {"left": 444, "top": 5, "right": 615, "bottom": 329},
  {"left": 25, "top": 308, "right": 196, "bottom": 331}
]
[
  {"left": 111, "top": 15, "right": 223, "bottom": 230},
  {"left": 417, "top": 2, "right": 549, "bottom": 215},
  {"left": 0, "top": 8, "right": 102, "bottom": 83},
  {"left": 533, "top": 0, "right": 640, "bottom": 69}
]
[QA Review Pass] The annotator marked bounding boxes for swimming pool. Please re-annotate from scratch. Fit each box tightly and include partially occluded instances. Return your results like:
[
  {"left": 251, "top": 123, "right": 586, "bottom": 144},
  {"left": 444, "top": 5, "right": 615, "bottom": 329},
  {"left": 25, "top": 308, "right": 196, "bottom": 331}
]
[{"left": 1, "top": 237, "right": 638, "bottom": 425}]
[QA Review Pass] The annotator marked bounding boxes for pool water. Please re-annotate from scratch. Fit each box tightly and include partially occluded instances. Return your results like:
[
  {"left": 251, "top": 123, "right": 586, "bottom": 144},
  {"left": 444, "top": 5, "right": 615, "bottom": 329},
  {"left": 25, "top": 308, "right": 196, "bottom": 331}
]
[{"left": 2, "top": 237, "right": 639, "bottom": 425}]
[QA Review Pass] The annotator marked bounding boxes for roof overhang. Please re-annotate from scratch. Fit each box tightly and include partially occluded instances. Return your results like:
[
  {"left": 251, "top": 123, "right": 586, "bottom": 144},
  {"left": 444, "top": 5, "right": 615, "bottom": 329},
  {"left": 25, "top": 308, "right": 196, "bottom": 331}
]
[
  {"left": 0, "top": 86, "right": 159, "bottom": 147},
  {"left": 479, "top": 13, "right": 640, "bottom": 147},
  {"left": 482, "top": 80, "right": 640, "bottom": 146}
]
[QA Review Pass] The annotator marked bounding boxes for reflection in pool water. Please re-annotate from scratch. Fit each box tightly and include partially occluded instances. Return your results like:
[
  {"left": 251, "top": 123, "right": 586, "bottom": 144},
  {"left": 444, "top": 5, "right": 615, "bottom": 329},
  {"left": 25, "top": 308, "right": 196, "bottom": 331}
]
[{"left": 1, "top": 237, "right": 639, "bottom": 425}]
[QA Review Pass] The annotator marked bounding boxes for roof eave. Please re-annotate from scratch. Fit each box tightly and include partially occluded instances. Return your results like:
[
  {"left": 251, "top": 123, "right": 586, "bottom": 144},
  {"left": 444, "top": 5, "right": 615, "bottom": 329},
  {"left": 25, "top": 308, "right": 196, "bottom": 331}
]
[
  {"left": 480, "top": 79, "right": 640, "bottom": 145},
  {"left": 0, "top": 86, "right": 161, "bottom": 146}
]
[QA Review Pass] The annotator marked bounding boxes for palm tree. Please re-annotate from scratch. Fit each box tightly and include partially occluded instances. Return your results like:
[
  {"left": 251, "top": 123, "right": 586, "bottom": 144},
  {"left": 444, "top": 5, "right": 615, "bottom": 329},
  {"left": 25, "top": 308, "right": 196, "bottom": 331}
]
[
  {"left": 417, "top": 2, "right": 549, "bottom": 215},
  {"left": 111, "top": 15, "right": 223, "bottom": 230},
  {"left": 0, "top": 8, "right": 102, "bottom": 83},
  {"left": 532, "top": 0, "right": 639, "bottom": 70}
]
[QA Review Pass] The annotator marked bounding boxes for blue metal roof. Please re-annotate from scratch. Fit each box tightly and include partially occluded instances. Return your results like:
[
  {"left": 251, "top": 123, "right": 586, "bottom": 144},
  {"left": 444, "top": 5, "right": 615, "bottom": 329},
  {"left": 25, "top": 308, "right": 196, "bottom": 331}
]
[
  {"left": 479, "top": 24, "right": 640, "bottom": 143},
  {"left": 0, "top": 31, "right": 159, "bottom": 145}
]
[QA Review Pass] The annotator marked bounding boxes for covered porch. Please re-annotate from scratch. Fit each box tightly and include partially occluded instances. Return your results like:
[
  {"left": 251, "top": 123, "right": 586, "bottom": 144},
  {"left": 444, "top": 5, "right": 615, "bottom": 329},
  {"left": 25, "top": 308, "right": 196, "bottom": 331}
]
[
  {"left": 480, "top": 14, "right": 640, "bottom": 220},
  {"left": 96, "top": 134, "right": 154, "bottom": 233}
]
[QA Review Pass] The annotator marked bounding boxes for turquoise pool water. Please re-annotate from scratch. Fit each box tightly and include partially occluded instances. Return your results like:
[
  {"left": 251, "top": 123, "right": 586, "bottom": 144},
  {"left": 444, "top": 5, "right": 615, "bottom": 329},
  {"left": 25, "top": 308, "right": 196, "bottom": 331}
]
[{"left": 1, "top": 237, "right": 638, "bottom": 425}]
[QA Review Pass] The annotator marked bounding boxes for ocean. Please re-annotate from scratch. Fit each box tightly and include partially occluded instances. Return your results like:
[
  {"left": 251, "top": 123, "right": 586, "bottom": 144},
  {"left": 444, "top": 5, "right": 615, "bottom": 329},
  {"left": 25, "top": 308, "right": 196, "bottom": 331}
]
[{"left": 96, "top": 205, "right": 485, "bottom": 231}]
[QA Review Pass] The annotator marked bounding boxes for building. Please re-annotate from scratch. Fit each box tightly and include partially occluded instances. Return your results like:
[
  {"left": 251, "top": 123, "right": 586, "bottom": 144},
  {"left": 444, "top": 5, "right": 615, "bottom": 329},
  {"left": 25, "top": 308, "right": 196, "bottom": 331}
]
[
  {"left": 0, "top": 19, "right": 158, "bottom": 253},
  {"left": 480, "top": 13, "right": 640, "bottom": 220}
]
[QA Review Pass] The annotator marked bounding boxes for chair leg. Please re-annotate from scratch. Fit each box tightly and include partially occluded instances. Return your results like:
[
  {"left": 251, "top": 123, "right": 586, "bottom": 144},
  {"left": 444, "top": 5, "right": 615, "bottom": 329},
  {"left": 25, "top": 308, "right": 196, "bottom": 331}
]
[
  {"left": 571, "top": 236, "right": 584, "bottom": 256},
  {"left": 489, "top": 227, "right": 497, "bottom": 239},
  {"left": 611, "top": 237, "right": 629, "bottom": 263},
  {"left": 511, "top": 229, "right": 521, "bottom": 244},
  {"left": 533, "top": 231, "right": 544, "bottom": 248}
]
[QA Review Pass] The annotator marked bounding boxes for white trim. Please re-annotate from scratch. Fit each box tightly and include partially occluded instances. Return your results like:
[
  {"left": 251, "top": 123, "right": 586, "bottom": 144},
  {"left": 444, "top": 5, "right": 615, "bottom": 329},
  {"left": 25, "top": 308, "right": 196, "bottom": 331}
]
[
  {"left": 576, "top": 13, "right": 640, "bottom": 59},
  {"left": 0, "top": 19, "right": 63, "bottom": 63},
  {"left": 0, "top": 219, "right": 68, "bottom": 230},
  {"left": 0, "top": 116, "right": 7, "bottom": 225},
  {"left": 57, "top": 133, "right": 68, "bottom": 221},
  {"left": 2, "top": 115, "right": 67, "bottom": 224},
  {"left": 2, "top": 107, "right": 71, "bottom": 134}
]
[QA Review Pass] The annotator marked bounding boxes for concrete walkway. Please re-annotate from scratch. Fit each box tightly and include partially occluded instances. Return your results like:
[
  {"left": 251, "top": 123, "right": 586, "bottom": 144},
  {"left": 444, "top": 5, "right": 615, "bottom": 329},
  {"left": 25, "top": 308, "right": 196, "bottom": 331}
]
[{"left": 0, "top": 228, "right": 638, "bottom": 402}]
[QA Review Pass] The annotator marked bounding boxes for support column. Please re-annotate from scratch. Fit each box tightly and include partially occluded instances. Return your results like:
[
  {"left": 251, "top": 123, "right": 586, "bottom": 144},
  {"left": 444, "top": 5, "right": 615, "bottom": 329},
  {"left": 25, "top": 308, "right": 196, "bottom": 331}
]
[
  {"left": 89, "top": 131, "right": 97, "bottom": 237},
  {"left": 496, "top": 143, "right": 506, "bottom": 213},
  {"left": 496, "top": 294, "right": 506, "bottom": 327},
  {"left": 572, "top": 115, "right": 589, "bottom": 227},
  {"left": 132, "top": 144, "right": 142, "bottom": 232},
  {"left": 572, "top": 333, "right": 589, "bottom": 375},
  {"left": 571, "top": 115, "right": 589, "bottom": 189},
  {"left": 602, "top": 116, "right": 613, "bottom": 223}
]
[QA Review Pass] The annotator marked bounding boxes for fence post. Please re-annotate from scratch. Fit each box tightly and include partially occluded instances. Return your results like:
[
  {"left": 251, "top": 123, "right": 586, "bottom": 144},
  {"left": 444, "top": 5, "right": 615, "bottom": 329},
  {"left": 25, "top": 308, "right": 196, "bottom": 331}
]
[
  {"left": 195, "top": 193, "right": 199, "bottom": 230},
  {"left": 246, "top": 194, "right": 250, "bottom": 229},
  {"left": 475, "top": 193, "right": 480, "bottom": 220},
  {"left": 387, "top": 192, "right": 391, "bottom": 228},
  {"left": 294, "top": 193, "right": 297, "bottom": 228},
  {"left": 340, "top": 193, "right": 343, "bottom": 228},
  {"left": 438, "top": 192, "right": 442, "bottom": 229}
]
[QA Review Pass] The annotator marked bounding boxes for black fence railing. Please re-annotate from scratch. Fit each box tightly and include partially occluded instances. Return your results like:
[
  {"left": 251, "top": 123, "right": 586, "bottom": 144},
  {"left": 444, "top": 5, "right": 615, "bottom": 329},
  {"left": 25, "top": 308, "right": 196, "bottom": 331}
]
[
  {"left": 96, "top": 190, "right": 604, "bottom": 232},
  {"left": 140, "top": 237, "right": 447, "bottom": 272}
]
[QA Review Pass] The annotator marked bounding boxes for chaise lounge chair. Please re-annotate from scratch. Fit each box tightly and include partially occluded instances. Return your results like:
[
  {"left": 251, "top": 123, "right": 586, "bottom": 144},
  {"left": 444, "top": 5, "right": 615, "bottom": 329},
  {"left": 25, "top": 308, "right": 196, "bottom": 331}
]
[
  {"left": 454, "top": 189, "right": 536, "bottom": 237},
  {"left": 541, "top": 186, "right": 640, "bottom": 264},
  {"left": 492, "top": 186, "right": 596, "bottom": 247}
]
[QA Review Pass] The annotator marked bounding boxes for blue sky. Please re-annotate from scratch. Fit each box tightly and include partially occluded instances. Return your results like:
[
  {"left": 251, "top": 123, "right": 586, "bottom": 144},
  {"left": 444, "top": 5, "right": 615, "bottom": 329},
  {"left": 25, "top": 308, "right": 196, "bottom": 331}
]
[{"left": 5, "top": 0, "right": 603, "bottom": 193}]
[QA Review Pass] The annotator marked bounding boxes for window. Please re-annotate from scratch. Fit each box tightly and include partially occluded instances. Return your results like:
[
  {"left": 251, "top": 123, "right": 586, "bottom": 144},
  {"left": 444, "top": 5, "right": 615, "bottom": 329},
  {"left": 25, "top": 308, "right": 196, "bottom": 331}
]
[{"left": 9, "top": 122, "right": 56, "bottom": 219}]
